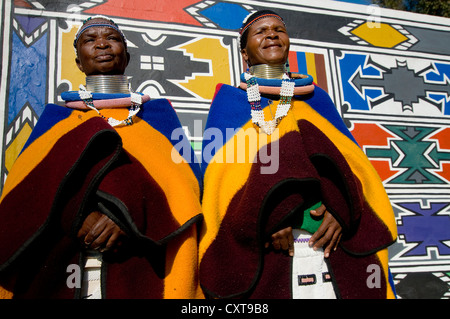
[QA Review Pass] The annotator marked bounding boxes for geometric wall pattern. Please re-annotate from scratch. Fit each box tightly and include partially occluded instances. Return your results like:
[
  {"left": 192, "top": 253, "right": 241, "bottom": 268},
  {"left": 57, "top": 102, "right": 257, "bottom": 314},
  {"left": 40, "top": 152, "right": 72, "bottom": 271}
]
[{"left": 0, "top": 0, "right": 449, "bottom": 298}]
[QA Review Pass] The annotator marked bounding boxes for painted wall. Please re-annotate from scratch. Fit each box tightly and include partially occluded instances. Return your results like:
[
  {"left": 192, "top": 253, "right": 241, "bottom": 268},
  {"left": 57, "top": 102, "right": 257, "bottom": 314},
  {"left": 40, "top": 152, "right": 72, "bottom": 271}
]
[{"left": 0, "top": 0, "right": 449, "bottom": 299}]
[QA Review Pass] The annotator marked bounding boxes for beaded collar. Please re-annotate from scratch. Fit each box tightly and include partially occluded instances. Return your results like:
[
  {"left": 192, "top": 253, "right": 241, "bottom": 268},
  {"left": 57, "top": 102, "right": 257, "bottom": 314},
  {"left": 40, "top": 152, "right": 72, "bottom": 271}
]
[
  {"left": 241, "top": 72, "right": 314, "bottom": 135},
  {"left": 61, "top": 75, "right": 147, "bottom": 127},
  {"left": 244, "top": 72, "right": 294, "bottom": 135},
  {"left": 77, "top": 85, "right": 142, "bottom": 127}
]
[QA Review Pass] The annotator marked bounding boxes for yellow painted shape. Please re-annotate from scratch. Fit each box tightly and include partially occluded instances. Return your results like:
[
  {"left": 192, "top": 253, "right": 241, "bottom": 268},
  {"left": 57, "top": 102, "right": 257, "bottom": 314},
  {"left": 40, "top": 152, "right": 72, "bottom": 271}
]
[
  {"left": 176, "top": 38, "right": 231, "bottom": 100},
  {"left": 351, "top": 22, "right": 408, "bottom": 48},
  {"left": 5, "top": 123, "right": 32, "bottom": 173},
  {"left": 61, "top": 24, "right": 85, "bottom": 91},
  {"left": 305, "top": 52, "right": 317, "bottom": 83}
]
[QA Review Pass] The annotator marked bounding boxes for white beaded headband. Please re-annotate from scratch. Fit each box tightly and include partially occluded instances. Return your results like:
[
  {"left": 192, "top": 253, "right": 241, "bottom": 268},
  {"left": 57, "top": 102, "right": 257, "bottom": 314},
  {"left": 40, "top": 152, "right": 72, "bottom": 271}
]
[{"left": 73, "top": 15, "right": 127, "bottom": 56}]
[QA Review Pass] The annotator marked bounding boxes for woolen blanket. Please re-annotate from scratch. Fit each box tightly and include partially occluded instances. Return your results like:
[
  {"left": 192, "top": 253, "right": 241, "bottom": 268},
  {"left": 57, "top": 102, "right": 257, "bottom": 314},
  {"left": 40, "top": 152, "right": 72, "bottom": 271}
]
[
  {"left": 0, "top": 97, "right": 203, "bottom": 299},
  {"left": 199, "top": 83, "right": 397, "bottom": 299}
]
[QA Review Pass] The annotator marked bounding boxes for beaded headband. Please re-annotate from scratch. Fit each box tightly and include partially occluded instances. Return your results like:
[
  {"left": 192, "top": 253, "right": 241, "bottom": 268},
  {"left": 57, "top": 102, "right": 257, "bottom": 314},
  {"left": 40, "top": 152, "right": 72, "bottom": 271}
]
[
  {"left": 73, "top": 15, "right": 127, "bottom": 52},
  {"left": 238, "top": 11, "right": 285, "bottom": 50},
  {"left": 239, "top": 13, "right": 285, "bottom": 36}
]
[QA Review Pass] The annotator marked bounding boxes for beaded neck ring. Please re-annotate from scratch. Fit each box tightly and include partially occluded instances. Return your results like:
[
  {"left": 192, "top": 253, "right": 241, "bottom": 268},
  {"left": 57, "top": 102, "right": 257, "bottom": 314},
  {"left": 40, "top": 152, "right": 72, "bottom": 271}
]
[
  {"left": 78, "top": 85, "right": 142, "bottom": 127},
  {"left": 245, "top": 71, "right": 295, "bottom": 135}
]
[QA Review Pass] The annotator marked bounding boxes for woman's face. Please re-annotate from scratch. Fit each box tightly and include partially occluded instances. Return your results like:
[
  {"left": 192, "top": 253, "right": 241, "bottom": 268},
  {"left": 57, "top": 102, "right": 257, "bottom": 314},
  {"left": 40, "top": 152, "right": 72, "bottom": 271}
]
[
  {"left": 241, "top": 17, "right": 290, "bottom": 67},
  {"left": 75, "top": 21, "right": 129, "bottom": 76}
]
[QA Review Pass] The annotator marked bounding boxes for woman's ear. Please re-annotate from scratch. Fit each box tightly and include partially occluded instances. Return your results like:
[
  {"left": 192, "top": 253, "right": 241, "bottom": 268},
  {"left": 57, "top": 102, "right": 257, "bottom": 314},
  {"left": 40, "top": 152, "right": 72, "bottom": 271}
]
[
  {"left": 241, "top": 49, "right": 249, "bottom": 66},
  {"left": 126, "top": 51, "right": 131, "bottom": 67},
  {"left": 75, "top": 57, "right": 84, "bottom": 73}
]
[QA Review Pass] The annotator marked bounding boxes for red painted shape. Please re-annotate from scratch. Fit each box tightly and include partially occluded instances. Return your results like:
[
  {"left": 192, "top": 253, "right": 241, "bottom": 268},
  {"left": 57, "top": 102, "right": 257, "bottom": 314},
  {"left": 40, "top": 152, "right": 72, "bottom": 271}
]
[
  {"left": 350, "top": 122, "right": 399, "bottom": 182},
  {"left": 85, "top": 0, "right": 202, "bottom": 26}
]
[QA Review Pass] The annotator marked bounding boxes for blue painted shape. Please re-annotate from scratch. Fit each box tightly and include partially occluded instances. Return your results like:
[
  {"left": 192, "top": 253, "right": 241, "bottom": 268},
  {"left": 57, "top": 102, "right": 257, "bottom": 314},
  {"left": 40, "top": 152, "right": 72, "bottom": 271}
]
[
  {"left": 426, "top": 63, "right": 450, "bottom": 115},
  {"left": 200, "top": 3, "right": 249, "bottom": 30},
  {"left": 426, "top": 63, "right": 450, "bottom": 83},
  {"left": 365, "top": 88, "right": 384, "bottom": 100},
  {"left": 429, "top": 93, "right": 450, "bottom": 116},
  {"left": 15, "top": 15, "right": 46, "bottom": 35},
  {"left": 8, "top": 31, "right": 47, "bottom": 124},
  {"left": 338, "top": 53, "right": 382, "bottom": 111},
  {"left": 397, "top": 202, "right": 450, "bottom": 257},
  {"left": 295, "top": 51, "right": 308, "bottom": 75}
]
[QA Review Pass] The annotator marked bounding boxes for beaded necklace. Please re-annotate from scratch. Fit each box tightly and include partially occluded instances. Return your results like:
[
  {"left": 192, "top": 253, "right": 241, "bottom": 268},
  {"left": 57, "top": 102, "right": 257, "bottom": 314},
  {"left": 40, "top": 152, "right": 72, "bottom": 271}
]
[
  {"left": 244, "top": 72, "right": 295, "bottom": 135},
  {"left": 78, "top": 85, "right": 142, "bottom": 127}
]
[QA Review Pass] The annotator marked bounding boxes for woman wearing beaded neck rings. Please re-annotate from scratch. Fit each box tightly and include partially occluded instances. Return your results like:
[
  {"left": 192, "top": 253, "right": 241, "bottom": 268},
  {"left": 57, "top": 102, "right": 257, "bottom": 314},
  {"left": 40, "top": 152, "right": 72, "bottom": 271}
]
[
  {"left": 198, "top": 10, "right": 397, "bottom": 299},
  {"left": 0, "top": 16, "right": 203, "bottom": 299}
]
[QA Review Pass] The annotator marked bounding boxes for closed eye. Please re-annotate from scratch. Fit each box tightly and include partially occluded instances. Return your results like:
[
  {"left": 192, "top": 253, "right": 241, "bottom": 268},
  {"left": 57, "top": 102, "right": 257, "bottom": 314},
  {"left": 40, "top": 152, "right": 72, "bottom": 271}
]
[{"left": 107, "top": 36, "right": 121, "bottom": 41}]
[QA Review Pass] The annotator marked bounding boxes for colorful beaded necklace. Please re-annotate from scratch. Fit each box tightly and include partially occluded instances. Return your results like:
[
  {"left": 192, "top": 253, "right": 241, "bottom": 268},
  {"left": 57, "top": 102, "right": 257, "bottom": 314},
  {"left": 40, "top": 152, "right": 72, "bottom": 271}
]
[
  {"left": 78, "top": 85, "right": 142, "bottom": 127},
  {"left": 244, "top": 72, "right": 295, "bottom": 135}
]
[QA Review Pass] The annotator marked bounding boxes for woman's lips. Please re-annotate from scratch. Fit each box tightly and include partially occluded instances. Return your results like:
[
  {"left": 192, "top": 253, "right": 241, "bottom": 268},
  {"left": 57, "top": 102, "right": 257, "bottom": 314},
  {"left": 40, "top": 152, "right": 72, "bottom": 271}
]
[
  {"left": 264, "top": 42, "right": 282, "bottom": 49},
  {"left": 95, "top": 54, "right": 114, "bottom": 61}
]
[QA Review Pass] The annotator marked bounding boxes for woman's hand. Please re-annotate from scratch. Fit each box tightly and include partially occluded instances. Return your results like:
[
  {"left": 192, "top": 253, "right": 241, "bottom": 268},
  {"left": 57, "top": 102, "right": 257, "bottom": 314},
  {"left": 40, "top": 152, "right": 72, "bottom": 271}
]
[
  {"left": 77, "top": 211, "right": 126, "bottom": 253},
  {"left": 308, "top": 207, "right": 342, "bottom": 258},
  {"left": 265, "top": 204, "right": 342, "bottom": 258},
  {"left": 266, "top": 226, "right": 294, "bottom": 256}
]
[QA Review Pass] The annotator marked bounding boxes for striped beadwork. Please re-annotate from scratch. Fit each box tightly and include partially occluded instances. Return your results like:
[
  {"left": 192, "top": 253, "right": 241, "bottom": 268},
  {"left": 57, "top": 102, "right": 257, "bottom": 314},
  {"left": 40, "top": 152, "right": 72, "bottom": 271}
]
[{"left": 244, "top": 72, "right": 295, "bottom": 135}]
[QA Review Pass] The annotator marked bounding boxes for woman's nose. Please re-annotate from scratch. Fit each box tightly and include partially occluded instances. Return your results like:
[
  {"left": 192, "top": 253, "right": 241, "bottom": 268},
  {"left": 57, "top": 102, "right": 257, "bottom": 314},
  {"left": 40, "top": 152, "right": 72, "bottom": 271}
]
[
  {"left": 95, "top": 38, "right": 109, "bottom": 48},
  {"left": 265, "top": 29, "right": 278, "bottom": 39}
]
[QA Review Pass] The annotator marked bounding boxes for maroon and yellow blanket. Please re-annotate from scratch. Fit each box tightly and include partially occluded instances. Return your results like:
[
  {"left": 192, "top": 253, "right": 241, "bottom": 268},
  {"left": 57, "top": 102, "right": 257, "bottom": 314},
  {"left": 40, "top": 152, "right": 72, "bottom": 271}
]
[
  {"left": 0, "top": 97, "right": 203, "bottom": 299},
  {"left": 198, "top": 83, "right": 397, "bottom": 299}
]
